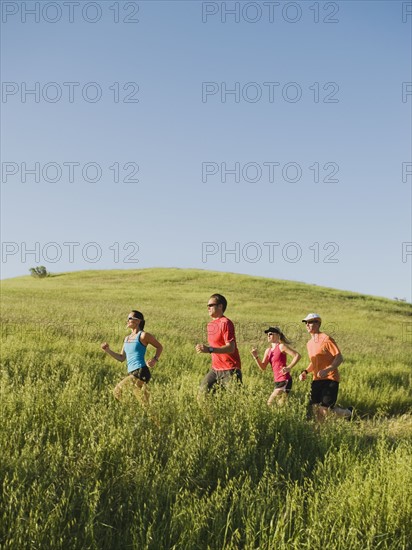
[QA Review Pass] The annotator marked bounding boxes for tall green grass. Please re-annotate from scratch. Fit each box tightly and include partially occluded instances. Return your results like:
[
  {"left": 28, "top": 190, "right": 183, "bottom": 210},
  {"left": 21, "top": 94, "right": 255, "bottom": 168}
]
[{"left": 1, "top": 269, "right": 411, "bottom": 549}]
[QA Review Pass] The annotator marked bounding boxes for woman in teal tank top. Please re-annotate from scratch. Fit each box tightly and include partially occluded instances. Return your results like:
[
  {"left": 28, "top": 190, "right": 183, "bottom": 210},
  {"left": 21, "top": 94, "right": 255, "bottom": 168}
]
[{"left": 101, "top": 310, "right": 163, "bottom": 403}]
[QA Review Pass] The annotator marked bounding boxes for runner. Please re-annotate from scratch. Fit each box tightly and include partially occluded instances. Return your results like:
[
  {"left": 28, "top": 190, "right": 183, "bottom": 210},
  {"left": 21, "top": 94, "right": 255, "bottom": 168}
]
[
  {"left": 299, "top": 313, "right": 352, "bottom": 421},
  {"left": 101, "top": 310, "right": 163, "bottom": 403},
  {"left": 196, "top": 294, "right": 242, "bottom": 392},
  {"left": 251, "top": 326, "right": 301, "bottom": 405}
]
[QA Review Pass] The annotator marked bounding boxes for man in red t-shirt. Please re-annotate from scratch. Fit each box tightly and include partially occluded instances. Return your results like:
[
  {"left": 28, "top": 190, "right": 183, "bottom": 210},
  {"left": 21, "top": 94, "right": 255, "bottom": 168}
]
[
  {"left": 196, "top": 293, "right": 242, "bottom": 392},
  {"left": 299, "top": 313, "right": 352, "bottom": 421}
]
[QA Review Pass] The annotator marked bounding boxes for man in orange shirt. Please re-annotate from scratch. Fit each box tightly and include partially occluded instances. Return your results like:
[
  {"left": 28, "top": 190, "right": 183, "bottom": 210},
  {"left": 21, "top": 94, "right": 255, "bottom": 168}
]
[
  {"left": 196, "top": 293, "right": 242, "bottom": 392},
  {"left": 299, "top": 313, "right": 352, "bottom": 421}
]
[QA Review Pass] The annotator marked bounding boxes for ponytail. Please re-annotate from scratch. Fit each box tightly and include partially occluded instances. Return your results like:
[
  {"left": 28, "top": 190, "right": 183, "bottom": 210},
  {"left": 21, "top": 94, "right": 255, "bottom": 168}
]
[
  {"left": 131, "top": 310, "right": 145, "bottom": 330},
  {"left": 279, "top": 332, "right": 291, "bottom": 345}
]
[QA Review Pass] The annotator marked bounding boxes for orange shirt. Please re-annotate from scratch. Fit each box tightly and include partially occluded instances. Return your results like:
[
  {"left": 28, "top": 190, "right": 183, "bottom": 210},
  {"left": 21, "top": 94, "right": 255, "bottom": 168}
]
[{"left": 306, "top": 333, "right": 341, "bottom": 382}]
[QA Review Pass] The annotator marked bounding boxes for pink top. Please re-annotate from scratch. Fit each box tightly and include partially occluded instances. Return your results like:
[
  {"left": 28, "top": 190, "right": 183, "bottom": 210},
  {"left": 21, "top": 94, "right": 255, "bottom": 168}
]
[{"left": 267, "top": 345, "right": 290, "bottom": 382}]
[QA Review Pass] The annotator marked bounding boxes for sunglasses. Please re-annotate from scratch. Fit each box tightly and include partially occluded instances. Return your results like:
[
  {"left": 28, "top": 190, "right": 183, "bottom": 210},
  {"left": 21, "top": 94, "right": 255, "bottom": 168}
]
[
  {"left": 207, "top": 303, "right": 219, "bottom": 308},
  {"left": 127, "top": 317, "right": 140, "bottom": 321}
]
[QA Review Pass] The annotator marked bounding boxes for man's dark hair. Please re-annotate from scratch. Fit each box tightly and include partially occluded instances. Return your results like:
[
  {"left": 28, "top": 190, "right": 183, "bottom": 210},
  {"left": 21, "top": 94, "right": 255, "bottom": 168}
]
[{"left": 210, "top": 293, "right": 227, "bottom": 313}]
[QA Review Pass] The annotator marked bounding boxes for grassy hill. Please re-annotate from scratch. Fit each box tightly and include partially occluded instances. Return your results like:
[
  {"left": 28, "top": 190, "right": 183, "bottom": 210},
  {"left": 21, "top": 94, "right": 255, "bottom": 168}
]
[{"left": 1, "top": 269, "right": 411, "bottom": 549}]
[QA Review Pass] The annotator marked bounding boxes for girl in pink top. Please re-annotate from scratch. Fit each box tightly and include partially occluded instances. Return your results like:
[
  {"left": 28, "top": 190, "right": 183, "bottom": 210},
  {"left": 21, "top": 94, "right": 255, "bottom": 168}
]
[{"left": 251, "top": 326, "right": 301, "bottom": 405}]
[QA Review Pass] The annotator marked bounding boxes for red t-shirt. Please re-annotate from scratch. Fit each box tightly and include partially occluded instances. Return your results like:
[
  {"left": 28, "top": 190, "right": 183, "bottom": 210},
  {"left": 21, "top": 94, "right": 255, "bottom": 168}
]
[{"left": 207, "top": 316, "right": 241, "bottom": 371}]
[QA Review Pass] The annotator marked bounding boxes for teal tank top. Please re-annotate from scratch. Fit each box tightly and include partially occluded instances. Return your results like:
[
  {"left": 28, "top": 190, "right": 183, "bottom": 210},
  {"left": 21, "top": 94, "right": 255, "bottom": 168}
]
[{"left": 124, "top": 331, "right": 147, "bottom": 372}]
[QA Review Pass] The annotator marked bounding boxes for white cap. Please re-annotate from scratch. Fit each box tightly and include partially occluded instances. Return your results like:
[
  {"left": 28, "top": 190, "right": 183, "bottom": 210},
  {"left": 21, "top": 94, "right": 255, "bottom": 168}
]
[{"left": 302, "top": 313, "right": 322, "bottom": 322}]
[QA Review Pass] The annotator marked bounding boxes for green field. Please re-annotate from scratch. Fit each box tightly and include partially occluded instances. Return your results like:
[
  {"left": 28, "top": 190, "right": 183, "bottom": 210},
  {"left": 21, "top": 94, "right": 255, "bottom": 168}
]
[{"left": 1, "top": 268, "right": 411, "bottom": 549}]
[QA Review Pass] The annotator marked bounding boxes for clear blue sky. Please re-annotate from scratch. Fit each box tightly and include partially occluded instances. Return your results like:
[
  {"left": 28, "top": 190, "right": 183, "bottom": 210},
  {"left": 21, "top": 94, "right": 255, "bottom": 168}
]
[{"left": 1, "top": 0, "right": 411, "bottom": 301}]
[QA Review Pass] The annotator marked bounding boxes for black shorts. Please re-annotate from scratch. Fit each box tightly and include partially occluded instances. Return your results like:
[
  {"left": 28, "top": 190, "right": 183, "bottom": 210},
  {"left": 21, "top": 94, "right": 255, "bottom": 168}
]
[
  {"left": 274, "top": 378, "right": 292, "bottom": 392},
  {"left": 310, "top": 380, "right": 339, "bottom": 408},
  {"left": 129, "top": 366, "right": 151, "bottom": 383},
  {"left": 200, "top": 368, "right": 242, "bottom": 392}
]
